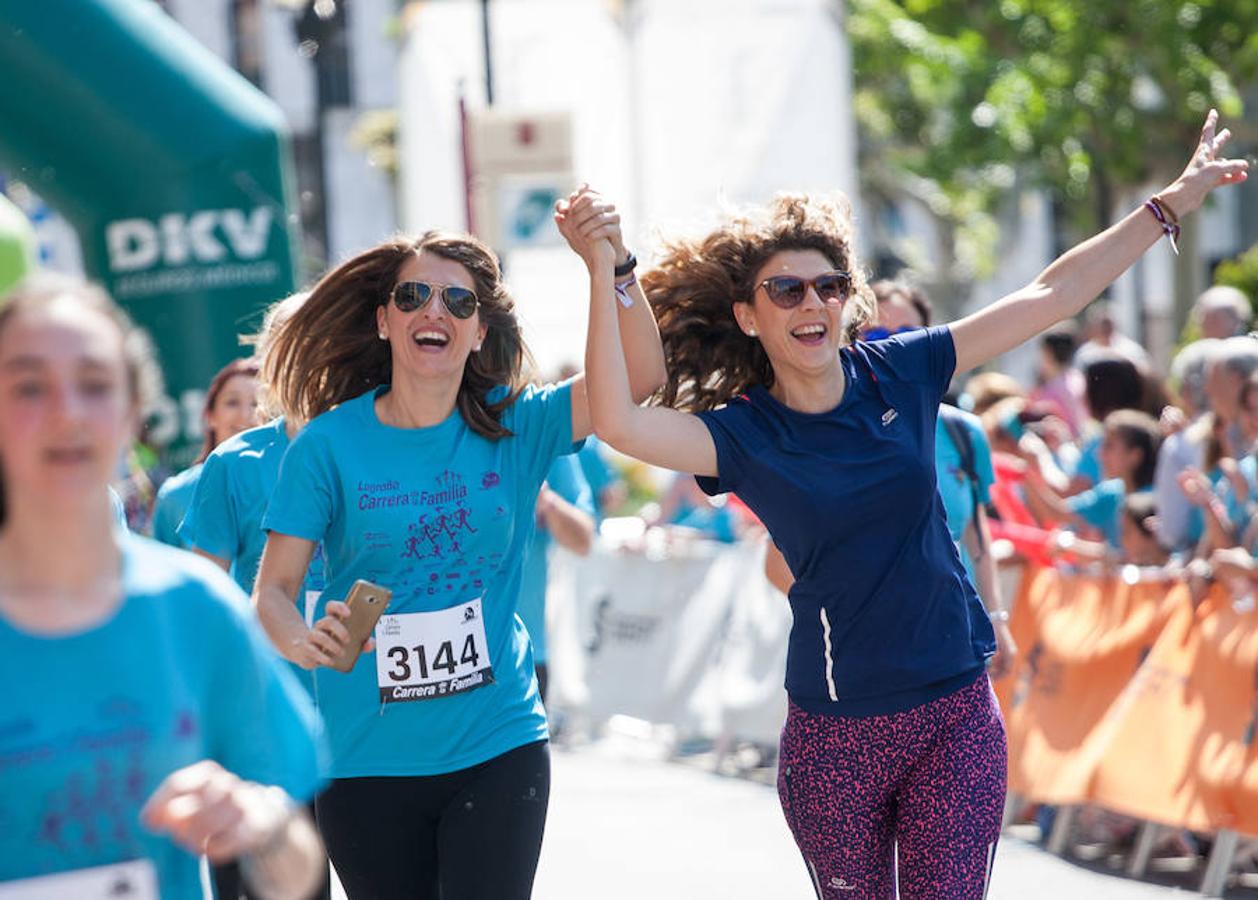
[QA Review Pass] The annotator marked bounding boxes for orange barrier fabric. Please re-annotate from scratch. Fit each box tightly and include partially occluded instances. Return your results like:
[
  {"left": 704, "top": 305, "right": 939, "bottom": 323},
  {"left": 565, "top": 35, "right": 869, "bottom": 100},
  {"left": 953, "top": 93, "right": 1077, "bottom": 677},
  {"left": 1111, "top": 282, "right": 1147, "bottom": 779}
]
[
  {"left": 1082, "top": 586, "right": 1258, "bottom": 834},
  {"left": 999, "top": 566, "right": 1258, "bottom": 835},
  {"left": 999, "top": 567, "right": 1176, "bottom": 804}
]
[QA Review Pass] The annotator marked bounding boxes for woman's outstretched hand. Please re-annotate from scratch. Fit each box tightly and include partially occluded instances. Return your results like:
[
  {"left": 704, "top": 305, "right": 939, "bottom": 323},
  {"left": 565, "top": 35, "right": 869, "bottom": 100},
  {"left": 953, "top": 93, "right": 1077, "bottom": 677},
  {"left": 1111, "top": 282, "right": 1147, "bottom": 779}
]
[
  {"left": 1164, "top": 109, "right": 1249, "bottom": 215},
  {"left": 555, "top": 184, "right": 622, "bottom": 272}
]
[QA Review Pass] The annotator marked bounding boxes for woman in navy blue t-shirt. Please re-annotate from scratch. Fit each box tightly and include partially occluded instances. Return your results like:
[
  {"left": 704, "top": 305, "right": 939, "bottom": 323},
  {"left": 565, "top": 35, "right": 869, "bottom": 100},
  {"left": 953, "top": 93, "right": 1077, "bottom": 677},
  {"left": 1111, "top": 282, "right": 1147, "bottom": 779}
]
[{"left": 574, "top": 113, "right": 1247, "bottom": 897}]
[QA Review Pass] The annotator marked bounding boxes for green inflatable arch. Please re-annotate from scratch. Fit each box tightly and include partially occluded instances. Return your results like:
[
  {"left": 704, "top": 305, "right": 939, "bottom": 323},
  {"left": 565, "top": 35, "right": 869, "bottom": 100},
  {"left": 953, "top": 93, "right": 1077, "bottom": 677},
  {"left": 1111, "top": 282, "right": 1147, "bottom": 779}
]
[{"left": 0, "top": 0, "right": 300, "bottom": 459}]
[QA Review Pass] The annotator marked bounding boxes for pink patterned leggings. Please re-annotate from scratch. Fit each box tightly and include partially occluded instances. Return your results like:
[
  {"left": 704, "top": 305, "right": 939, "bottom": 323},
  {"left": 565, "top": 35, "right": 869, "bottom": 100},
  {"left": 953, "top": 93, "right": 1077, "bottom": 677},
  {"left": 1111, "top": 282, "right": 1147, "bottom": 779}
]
[{"left": 778, "top": 674, "right": 1007, "bottom": 899}]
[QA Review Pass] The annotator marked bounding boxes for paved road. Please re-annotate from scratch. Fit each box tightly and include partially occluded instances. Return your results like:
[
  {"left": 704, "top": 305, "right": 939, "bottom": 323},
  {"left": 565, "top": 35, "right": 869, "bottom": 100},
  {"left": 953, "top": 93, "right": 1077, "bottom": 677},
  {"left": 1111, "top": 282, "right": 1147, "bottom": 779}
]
[
  {"left": 534, "top": 741, "right": 1202, "bottom": 899},
  {"left": 328, "top": 738, "right": 1251, "bottom": 898}
]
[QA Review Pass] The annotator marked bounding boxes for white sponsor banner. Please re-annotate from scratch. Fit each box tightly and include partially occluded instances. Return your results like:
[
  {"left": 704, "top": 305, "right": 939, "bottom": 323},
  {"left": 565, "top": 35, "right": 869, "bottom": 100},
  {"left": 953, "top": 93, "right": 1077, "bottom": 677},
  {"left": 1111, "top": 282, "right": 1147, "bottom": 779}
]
[{"left": 547, "top": 538, "right": 791, "bottom": 745}]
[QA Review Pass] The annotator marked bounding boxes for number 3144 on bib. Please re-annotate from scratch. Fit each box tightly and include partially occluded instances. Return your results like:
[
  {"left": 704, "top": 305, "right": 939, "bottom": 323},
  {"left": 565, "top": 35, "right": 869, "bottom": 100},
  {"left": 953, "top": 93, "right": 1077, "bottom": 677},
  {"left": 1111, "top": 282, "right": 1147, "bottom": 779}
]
[{"left": 375, "top": 599, "right": 495, "bottom": 703}]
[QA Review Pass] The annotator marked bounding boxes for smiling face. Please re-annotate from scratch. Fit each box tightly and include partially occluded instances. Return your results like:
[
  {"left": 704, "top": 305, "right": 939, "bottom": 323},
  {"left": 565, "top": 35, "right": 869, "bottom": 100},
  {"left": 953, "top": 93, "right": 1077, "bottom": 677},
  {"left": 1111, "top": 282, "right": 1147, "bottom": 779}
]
[
  {"left": 204, "top": 372, "right": 259, "bottom": 448},
  {"left": 734, "top": 249, "right": 847, "bottom": 380},
  {"left": 376, "top": 250, "right": 489, "bottom": 386},
  {"left": 0, "top": 296, "right": 135, "bottom": 517}
]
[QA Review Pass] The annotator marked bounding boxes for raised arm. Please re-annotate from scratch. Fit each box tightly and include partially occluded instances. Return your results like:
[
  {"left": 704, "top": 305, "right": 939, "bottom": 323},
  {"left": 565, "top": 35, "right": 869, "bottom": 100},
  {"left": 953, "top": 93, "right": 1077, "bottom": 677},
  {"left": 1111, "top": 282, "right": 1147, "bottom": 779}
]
[
  {"left": 555, "top": 187, "right": 667, "bottom": 442},
  {"left": 950, "top": 110, "right": 1248, "bottom": 374},
  {"left": 554, "top": 192, "right": 719, "bottom": 476}
]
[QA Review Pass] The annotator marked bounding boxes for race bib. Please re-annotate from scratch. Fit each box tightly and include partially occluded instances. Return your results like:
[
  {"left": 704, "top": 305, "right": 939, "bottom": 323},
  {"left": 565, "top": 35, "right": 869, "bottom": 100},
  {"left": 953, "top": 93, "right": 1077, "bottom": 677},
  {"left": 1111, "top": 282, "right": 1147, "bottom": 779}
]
[
  {"left": 0, "top": 860, "right": 159, "bottom": 900},
  {"left": 375, "top": 598, "right": 494, "bottom": 703}
]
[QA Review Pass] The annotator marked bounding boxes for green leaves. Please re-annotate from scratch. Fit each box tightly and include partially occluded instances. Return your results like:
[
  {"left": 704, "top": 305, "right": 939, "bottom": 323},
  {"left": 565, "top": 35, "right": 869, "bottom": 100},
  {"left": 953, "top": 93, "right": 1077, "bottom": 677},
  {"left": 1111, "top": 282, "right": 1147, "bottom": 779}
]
[{"left": 849, "top": 0, "right": 1258, "bottom": 292}]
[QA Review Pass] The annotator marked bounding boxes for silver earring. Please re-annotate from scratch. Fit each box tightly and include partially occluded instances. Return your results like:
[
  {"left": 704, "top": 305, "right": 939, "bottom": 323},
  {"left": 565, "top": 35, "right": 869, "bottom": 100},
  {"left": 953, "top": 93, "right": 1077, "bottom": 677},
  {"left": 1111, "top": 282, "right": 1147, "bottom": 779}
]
[
  {"left": 747, "top": 329, "right": 757, "bottom": 337},
  {"left": 378, "top": 332, "right": 387, "bottom": 340},
  {"left": 474, "top": 344, "right": 483, "bottom": 352}
]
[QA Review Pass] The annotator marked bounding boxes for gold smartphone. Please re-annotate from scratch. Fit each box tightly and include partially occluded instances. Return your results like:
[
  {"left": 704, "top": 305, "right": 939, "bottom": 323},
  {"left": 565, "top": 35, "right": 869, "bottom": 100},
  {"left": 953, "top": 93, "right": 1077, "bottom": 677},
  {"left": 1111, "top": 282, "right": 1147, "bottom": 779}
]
[{"left": 327, "top": 579, "right": 393, "bottom": 673}]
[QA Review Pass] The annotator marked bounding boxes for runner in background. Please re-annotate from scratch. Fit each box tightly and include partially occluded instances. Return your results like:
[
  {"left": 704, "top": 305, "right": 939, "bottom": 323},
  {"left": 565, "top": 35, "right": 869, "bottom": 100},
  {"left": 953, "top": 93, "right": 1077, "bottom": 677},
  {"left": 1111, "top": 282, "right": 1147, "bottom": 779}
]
[
  {"left": 151, "top": 357, "right": 260, "bottom": 548},
  {"left": 0, "top": 275, "right": 327, "bottom": 900},
  {"left": 177, "top": 293, "right": 331, "bottom": 900},
  {"left": 252, "top": 191, "right": 665, "bottom": 899},
  {"left": 576, "top": 112, "right": 1246, "bottom": 898}
]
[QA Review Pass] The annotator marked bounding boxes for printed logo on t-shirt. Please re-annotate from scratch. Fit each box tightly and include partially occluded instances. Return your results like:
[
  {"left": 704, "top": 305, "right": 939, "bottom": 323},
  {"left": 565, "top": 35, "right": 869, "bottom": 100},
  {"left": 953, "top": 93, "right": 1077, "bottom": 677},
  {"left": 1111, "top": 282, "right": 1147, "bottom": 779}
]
[
  {"left": 1, "top": 699, "right": 201, "bottom": 872},
  {"left": 399, "top": 471, "right": 479, "bottom": 562}
]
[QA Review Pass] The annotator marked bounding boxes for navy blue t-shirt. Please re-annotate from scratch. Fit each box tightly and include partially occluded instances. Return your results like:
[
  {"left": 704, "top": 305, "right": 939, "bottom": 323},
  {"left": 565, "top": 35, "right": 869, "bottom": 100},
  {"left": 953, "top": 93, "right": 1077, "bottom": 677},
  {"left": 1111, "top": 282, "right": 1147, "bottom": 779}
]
[{"left": 696, "top": 325, "right": 995, "bottom": 716}]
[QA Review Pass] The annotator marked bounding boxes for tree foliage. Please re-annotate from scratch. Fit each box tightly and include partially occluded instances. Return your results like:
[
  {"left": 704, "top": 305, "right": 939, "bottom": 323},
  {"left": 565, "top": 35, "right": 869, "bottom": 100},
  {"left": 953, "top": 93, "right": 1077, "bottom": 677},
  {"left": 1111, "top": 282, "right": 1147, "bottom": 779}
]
[
  {"left": 848, "top": 0, "right": 1258, "bottom": 293},
  {"left": 1215, "top": 241, "right": 1258, "bottom": 304}
]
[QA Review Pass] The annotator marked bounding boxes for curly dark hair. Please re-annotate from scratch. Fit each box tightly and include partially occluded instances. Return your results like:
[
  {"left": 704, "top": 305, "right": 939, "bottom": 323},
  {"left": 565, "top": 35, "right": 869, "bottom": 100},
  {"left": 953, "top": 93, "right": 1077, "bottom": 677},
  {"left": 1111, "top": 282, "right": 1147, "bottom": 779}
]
[
  {"left": 642, "top": 193, "right": 873, "bottom": 413},
  {"left": 264, "top": 232, "right": 531, "bottom": 440}
]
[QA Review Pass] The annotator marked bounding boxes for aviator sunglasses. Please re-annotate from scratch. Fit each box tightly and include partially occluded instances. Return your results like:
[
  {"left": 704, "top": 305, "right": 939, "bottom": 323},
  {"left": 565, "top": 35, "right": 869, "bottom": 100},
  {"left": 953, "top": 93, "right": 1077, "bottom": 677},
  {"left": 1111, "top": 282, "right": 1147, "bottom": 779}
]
[
  {"left": 755, "top": 271, "right": 852, "bottom": 309},
  {"left": 391, "top": 281, "right": 479, "bottom": 319}
]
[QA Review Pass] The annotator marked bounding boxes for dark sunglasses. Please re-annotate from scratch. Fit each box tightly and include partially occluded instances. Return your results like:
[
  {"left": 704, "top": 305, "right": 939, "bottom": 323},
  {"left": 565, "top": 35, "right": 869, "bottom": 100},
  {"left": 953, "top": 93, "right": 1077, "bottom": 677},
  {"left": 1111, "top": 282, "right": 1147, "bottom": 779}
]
[
  {"left": 755, "top": 271, "right": 851, "bottom": 309},
  {"left": 391, "top": 281, "right": 479, "bottom": 319},
  {"left": 861, "top": 325, "right": 919, "bottom": 341}
]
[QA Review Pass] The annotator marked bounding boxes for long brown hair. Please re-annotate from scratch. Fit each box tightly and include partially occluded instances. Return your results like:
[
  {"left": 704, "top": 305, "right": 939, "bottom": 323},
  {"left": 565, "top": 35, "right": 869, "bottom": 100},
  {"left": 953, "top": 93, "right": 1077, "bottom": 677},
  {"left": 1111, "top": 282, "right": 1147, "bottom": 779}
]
[
  {"left": 264, "top": 233, "right": 530, "bottom": 439},
  {"left": 195, "top": 357, "right": 260, "bottom": 463},
  {"left": 643, "top": 192, "right": 874, "bottom": 413},
  {"left": 0, "top": 275, "right": 162, "bottom": 527}
]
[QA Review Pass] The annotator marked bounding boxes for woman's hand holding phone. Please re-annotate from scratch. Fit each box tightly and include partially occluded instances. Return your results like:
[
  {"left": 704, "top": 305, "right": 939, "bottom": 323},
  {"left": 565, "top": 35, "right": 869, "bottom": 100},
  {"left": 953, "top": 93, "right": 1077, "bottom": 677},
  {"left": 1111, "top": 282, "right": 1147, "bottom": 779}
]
[{"left": 289, "top": 601, "right": 376, "bottom": 670}]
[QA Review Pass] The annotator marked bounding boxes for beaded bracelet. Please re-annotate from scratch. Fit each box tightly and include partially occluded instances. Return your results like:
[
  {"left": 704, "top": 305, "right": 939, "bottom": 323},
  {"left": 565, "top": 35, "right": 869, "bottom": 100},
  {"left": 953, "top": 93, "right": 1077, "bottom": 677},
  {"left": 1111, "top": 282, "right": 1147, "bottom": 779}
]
[{"left": 1144, "top": 195, "right": 1181, "bottom": 255}]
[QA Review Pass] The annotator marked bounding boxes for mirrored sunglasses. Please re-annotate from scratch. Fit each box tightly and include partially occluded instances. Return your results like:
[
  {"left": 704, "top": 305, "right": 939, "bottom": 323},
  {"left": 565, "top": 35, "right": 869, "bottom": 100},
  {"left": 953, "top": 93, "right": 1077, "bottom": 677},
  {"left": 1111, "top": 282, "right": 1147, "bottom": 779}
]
[{"left": 391, "top": 281, "right": 479, "bottom": 319}]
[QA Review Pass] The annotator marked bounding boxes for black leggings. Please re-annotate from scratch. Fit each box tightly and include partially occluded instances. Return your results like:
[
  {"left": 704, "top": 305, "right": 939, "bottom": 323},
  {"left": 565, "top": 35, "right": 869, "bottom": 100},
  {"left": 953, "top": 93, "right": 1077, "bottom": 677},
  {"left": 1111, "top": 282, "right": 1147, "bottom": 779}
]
[{"left": 317, "top": 740, "right": 550, "bottom": 900}]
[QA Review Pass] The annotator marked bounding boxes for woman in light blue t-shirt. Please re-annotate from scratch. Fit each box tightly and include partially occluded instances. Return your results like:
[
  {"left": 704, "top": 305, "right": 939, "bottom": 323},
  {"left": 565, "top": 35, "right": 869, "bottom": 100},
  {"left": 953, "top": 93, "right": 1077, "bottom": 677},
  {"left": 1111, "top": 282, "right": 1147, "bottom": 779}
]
[
  {"left": 150, "top": 356, "right": 260, "bottom": 549},
  {"left": 254, "top": 192, "right": 665, "bottom": 899},
  {"left": 0, "top": 276, "right": 326, "bottom": 900}
]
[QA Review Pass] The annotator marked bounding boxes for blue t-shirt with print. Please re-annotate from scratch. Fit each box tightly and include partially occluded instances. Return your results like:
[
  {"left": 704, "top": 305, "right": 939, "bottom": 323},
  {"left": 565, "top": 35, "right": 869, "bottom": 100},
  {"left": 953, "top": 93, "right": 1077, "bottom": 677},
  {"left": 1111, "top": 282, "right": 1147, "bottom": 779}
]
[
  {"left": 0, "top": 534, "right": 325, "bottom": 897},
  {"left": 518, "top": 456, "right": 593, "bottom": 666},
  {"left": 696, "top": 326, "right": 994, "bottom": 717},
  {"left": 935, "top": 409, "right": 995, "bottom": 578},
  {"left": 263, "top": 382, "right": 577, "bottom": 777},
  {"left": 150, "top": 463, "right": 202, "bottom": 548},
  {"left": 179, "top": 418, "right": 327, "bottom": 696}
]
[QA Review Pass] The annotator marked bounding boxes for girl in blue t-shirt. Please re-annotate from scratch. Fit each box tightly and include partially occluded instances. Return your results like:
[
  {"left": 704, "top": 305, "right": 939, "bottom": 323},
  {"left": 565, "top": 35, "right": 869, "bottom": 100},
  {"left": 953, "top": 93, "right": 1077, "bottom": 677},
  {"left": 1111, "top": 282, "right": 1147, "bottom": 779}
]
[
  {"left": 150, "top": 356, "right": 260, "bottom": 549},
  {"left": 177, "top": 294, "right": 330, "bottom": 900},
  {"left": 575, "top": 113, "right": 1246, "bottom": 897},
  {"left": 1022, "top": 409, "right": 1161, "bottom": 550},
  {"left": 0, "top": 276, "right": 326, "bottom": 900},
  {"left": 253, "top": 192, "right": 665, "bottom": 899}
]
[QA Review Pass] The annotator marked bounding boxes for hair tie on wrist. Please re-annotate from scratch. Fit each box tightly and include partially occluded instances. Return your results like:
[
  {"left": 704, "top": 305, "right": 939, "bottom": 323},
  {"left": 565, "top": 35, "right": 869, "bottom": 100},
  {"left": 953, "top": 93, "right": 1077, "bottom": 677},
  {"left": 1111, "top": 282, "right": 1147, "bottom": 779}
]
[
  {"left": 1144, "top": 198, "right": 1181, "bottom": 255},
  {"left": 613, "top": 271, "right": 636, "bottom": 309}
]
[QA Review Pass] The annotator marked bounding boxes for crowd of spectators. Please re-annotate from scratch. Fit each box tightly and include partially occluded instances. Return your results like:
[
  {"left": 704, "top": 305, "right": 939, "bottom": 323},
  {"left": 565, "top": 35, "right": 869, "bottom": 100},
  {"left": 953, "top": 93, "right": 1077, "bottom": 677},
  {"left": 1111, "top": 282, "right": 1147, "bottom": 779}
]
[{"left": 966, "top": 284, "right": 1258, "bottom": 594}]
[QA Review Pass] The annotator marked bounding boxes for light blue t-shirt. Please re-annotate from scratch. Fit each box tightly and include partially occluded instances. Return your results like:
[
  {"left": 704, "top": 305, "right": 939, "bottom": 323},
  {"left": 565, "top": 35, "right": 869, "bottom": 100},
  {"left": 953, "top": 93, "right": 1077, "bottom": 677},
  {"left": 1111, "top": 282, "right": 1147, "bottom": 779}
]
[
  {"left": 518, "top": 455, "right": 593, "bottom": 665},
  {"left": 1218, "top": 454, "right": 1258, "bottom": 533},
  {"left": 1072, "top": 431, "right": 1103, "bottom": 487},
  {"left": 1067, "top": 477, "right": 1139, "bottom": 548},
  {"left": 150, "top": 463, "right": 202, "bottom": 548},
  {"left": 576, "top": 436, "right": 617, "bottom": 519},
  {"left": 934, "top": 410, "right": 995, "bottom": 578},
  {"left": 179, "top": 418, "right": 326, "bottom": 696},
  {"left": 0, "top": 534, "right": 325, "bottom": 897},
  {"left": 263, "top": 382, "right": 578, "bottom": 778}
]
